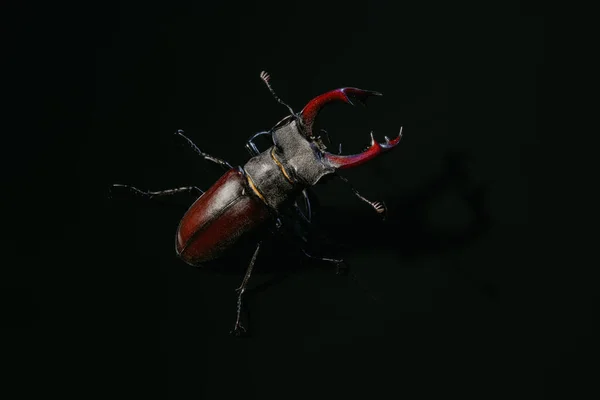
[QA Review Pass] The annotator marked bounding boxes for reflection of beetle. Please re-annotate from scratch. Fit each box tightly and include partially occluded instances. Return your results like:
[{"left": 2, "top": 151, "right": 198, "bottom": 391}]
[{"left": 113, "top": 71, "right": 402, "bottom": 335}]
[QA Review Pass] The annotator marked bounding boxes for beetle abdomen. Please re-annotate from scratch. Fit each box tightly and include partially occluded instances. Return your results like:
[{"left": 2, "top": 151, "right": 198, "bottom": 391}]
[{"left": 176, "top": 168, "right": 271, "bottom": 265}]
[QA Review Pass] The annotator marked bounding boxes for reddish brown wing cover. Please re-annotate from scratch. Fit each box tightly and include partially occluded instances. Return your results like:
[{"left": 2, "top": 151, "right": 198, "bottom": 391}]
[{"left": 175, "top": 168, "right": 271, "bottom": 265}]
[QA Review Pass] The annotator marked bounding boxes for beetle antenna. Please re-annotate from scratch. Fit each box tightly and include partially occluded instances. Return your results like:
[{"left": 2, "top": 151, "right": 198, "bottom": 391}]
[{"left": 260, "top": 71, "right": 296, "bottom": 116}]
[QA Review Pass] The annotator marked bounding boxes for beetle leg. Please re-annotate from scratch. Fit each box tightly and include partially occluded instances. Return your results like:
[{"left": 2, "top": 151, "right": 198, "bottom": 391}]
[
  {"left": 245, "top": 131, "right": 273, "bottom": 156},
  {"left": 284, "top": 202, "right": 382, "bottom": 303},
  {"left": 335, "top": 174, "right": 387, "bottom": 219},
  {"left": 110, "top": 184, "right": 203, "bottom": 199},
  {"left": 282, "top": 203, "right": 344, "bottom": 272},
  {"left": 302, "top": 189, "right": 312, "bottom": 222},
  {"left": 302, "top": 248, "right": 381, "bottom": 302},
  {"left": 231, "top": 241, "right": 262, "bottom": 336},
  {"left": 301, "top": 249, "right": 347, "bottom": 275},
  {"left": 293, "top": 189, "right": 313, "bottom": 223},
  {"left": 175, "top": 130, "right": 233, "bottom": 170}
]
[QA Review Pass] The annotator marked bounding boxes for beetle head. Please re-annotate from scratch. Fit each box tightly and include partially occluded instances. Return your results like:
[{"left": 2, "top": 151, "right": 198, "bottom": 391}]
[
  {"left": 268, "top": 88, "right": 402, "bottom": 187},
  {"left": 259, "top": 73, "right": 402, "bottom": 171}
]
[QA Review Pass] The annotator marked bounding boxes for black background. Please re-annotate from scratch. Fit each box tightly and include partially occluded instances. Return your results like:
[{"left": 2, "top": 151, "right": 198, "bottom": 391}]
[{"left": 4, "top": 2, "right": 595, "bottom": 400}]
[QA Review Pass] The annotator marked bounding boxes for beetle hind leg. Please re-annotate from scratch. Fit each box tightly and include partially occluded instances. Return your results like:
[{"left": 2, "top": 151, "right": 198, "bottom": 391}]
[
  {"left": 231, "top": 241, "right": 263, "bottom": 336},
  {"left": 301, "top": 249, "right": 347, "bottom": 275}
]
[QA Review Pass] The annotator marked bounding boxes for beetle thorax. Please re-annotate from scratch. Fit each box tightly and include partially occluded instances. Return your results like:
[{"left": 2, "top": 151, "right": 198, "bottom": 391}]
[
  {"left": 271, "top": 119, "right": 335, "bottom": 186},
  {"left": 242, "top": 119, "right": 335, "bottom": 212}
]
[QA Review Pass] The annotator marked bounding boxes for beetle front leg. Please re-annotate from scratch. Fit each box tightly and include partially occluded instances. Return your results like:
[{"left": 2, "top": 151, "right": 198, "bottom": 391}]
[
  {"left": 231, "top": 241, "right": 262, "bottom": 336},
  {"left": 335, "top": 174, "right": 387, "bottom": 219},
  {"left": 245, "top": 131, "right": 273, "bottom": 156},
  {"left": 175, "top": 130, "right": 234, "bottom": 170}
]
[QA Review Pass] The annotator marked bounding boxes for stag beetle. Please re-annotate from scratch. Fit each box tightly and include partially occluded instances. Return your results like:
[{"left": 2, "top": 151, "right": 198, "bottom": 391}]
[{"left": 113, "top": 71, "right": 403, "bottom": 335}]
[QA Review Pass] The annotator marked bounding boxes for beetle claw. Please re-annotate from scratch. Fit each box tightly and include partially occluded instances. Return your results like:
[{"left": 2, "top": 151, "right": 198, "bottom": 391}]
[
  {"left": 260, "top": 70, "right": 271, "bottom": 83},
  {"left": 373, "top": 201, "right": 387, "bottom": 220},
  {"left": 230, "top": 323, "right": 247, "bottom": 337}
]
